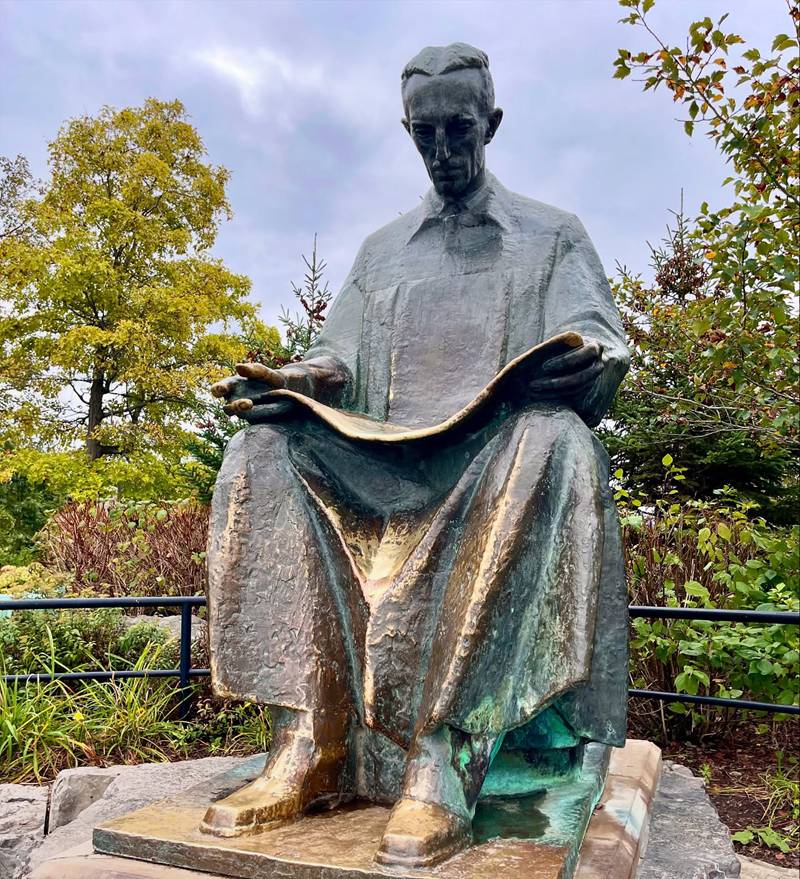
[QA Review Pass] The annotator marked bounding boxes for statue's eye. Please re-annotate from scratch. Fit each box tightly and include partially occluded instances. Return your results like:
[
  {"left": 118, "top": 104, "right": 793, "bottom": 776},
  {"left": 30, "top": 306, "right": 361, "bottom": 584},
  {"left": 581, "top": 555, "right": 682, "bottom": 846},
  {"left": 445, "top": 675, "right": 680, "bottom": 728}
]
[
  {"left": 451, "top": 120, "right": 474, "bottom": 136},
  {"left": 413, "top": 125, "right": 434, "bottom": 141}
]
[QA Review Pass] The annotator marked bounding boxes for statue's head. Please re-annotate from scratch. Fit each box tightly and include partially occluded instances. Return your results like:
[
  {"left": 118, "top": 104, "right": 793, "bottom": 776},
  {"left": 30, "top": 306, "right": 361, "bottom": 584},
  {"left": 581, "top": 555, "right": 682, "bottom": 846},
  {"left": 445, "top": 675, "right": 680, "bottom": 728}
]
[{"left": 401, "top": 43, "right": 503, "bottom": 202}]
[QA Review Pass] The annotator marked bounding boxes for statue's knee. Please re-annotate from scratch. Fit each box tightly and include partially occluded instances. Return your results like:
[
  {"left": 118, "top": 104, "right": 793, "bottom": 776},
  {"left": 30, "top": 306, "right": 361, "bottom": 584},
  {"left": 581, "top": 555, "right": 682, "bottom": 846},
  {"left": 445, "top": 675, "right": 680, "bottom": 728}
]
[
  {"left": 224, "top": 424, "right": 289, "bottom": 461},
  {"left": 216, "top": 425, "right": 291, "bottom": 488},
  {"left": 513, "top": 405, "right": 592, "bottom": 451}
]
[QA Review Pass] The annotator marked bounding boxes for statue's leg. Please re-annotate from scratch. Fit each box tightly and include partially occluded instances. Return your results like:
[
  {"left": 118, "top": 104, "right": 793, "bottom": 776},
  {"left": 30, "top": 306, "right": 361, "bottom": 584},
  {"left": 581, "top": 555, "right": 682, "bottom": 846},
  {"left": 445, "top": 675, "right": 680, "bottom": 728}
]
[
  {"left": 377, "top": 405, "right": 604, "bottom": 866},
  {"left": 200, "top": 705, "right": 349, "bottom": 837},
  {"left": 419, "top": 404, "right": 604, "bottom": 737},
  {"left": 201, "top": 425, "right": 359, "bottom": 836},
  {"left": 375, "top": 724, "right": 496, "bottom": 868}
]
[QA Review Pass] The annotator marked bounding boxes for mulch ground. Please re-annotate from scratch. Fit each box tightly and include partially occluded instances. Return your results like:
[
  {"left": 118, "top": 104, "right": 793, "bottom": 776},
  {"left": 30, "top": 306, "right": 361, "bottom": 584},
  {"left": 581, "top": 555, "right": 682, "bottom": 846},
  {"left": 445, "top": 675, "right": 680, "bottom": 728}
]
[{"left": 662, "top": 723, "right": 799, "bottom": 870}]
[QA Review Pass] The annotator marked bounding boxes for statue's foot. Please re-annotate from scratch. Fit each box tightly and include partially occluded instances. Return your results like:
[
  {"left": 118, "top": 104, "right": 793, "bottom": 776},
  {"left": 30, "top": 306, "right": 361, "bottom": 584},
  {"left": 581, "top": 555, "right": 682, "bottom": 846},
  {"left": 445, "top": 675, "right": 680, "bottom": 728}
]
[
  {"left": 200, "top": 773, "right": 306, "bottom": 837},
  {"left": 376, "top": 798, "right": 471, "bottom": 868},
  {"left": 375, "top": 725, "right": 493, "bottom": 867},
  {"left": 200, "top": 710, "right": 347, "bottom": 837}
]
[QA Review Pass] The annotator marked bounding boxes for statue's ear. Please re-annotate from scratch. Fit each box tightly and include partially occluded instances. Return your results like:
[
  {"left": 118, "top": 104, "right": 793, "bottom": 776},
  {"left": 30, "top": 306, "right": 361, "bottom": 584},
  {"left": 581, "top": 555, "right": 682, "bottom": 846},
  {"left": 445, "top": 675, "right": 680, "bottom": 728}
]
[
  {"left": 486, "top": 107, "right": 503, "bottom": 143},
  {"left": 401, "top": 117, "right": 411, "bottom": 135}
]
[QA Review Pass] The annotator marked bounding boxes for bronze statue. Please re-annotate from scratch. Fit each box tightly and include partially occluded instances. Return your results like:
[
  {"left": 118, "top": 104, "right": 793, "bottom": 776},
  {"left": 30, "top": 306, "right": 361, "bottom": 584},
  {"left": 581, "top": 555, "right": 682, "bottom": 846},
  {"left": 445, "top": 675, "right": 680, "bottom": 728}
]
[{"left": 203, "top": 42, "right": 630, "bottom": 869}]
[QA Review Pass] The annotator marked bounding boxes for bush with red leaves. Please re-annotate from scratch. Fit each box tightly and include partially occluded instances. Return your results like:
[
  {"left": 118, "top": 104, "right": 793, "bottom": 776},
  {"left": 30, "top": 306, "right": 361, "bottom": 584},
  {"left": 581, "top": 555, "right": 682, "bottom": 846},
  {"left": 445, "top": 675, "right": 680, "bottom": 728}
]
[{"left": 39, "top": 500, "right": 209, "bottom": 598}]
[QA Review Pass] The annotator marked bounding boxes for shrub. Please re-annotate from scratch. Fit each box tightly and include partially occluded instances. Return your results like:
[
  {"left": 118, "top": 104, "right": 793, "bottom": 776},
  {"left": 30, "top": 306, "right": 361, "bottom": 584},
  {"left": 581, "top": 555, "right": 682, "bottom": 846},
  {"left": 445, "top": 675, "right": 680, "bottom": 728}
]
[
  {"left": 0, "top": 609, "right": 174, "bottom": 675},
  {"left": 0, "top": 632, "right": 270, "bottom": 783},
  {"left": 0, "top": 474, "right": 62, "bottom": 566},
  {"left": 0, "top": 563, "right": 72, "bottom": 599},
  {"left": 0, "top": 676, "right": 80, "bottom": 782},
  {"left": 39, "top": 499, "right": 208, "bottom": 597},
  {"left": 188, "top": 697, "right": 271, "bottom": 756},
  {"left": 620, "top": 461, "right": 799, "bottom": 742}
]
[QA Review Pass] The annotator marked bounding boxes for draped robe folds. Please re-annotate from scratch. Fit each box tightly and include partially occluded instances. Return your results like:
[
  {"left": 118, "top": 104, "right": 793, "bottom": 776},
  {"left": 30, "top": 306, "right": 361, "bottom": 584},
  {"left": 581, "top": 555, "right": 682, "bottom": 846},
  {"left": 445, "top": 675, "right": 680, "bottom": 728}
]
[{"left": 207, "top": 174, "right": 631, "bottom": 789}]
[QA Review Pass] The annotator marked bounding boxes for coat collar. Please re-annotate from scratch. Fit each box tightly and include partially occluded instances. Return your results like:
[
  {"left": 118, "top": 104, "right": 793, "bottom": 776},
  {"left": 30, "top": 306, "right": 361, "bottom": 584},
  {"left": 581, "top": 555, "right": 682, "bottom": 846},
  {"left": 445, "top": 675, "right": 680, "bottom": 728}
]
[{"left": 407, "top": 171, "right": 513, "bottom": 243}]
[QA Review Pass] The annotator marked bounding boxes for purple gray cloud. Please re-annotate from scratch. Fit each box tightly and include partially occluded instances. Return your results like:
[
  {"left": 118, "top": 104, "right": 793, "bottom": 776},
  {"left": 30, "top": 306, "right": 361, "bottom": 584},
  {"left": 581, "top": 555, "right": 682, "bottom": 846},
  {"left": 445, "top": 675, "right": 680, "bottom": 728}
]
[{"left": 0, "top": 0, "right": 787, "bottom": 323}]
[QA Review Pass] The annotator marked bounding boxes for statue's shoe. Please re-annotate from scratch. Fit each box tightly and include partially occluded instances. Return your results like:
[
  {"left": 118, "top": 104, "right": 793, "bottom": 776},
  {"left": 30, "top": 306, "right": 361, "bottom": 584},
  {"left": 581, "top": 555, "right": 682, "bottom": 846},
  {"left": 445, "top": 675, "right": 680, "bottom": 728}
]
[
  {"left": 200, "top": 728, "right": 346, "bottom": 837},
  {"left": 199, "top": 775, "right": 307, "bottom": 837},
  {"left": 375, "top": 798, "right": 471, "bottom": 868}
]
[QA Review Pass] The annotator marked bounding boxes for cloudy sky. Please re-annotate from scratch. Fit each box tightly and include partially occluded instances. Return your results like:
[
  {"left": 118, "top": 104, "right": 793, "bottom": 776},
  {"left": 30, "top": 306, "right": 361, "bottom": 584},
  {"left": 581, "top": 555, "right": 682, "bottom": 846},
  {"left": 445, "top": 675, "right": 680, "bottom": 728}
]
[{"left": 0, "top": 0, "right": 789, "bottom": 324}]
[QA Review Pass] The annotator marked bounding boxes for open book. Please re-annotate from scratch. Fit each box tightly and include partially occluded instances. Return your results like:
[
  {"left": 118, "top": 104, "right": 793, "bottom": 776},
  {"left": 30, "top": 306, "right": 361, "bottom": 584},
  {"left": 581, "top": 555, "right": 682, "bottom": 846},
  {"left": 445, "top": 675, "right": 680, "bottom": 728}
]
[{"left": 261, "top": 331, "right": 583, "bottom": 444}]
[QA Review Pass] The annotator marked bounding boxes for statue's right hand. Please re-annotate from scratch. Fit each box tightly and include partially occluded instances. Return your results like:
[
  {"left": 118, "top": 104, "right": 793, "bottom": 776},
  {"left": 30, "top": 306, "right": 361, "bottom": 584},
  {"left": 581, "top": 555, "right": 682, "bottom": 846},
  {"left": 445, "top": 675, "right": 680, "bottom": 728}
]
[{"left": 211, "top": 364, "right": 295, "bottom": 423}]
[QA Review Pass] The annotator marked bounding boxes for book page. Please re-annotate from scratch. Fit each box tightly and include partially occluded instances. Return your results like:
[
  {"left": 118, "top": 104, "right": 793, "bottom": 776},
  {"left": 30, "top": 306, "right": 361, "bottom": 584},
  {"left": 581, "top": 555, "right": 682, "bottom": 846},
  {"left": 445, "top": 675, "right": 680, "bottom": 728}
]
[{"left": 264, "top": 331, "right": 583, "bottom": 443}]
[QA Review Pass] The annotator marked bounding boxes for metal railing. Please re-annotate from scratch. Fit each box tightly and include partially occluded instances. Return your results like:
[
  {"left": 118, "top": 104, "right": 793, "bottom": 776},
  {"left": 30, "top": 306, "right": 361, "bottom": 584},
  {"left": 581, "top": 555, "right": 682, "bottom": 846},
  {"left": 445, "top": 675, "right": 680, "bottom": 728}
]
[
  {"left": 0, "top": 596, "right": 208, "bottom": 719},
  {"left": 2, "top": 596, "right": 798, "bottom": 718}
]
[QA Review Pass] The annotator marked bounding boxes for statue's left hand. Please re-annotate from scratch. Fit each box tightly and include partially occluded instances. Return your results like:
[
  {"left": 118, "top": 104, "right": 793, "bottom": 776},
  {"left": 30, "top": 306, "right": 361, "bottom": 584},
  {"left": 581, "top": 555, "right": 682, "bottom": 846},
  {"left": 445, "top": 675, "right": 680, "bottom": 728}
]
[{"left": 529, "top": 338, "right": 604, "bottom": 402}]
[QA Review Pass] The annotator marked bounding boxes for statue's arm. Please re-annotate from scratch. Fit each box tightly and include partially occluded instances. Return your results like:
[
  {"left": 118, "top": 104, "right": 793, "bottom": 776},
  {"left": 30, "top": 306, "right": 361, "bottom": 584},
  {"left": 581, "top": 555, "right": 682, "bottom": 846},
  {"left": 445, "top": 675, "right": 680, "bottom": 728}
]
[{"left": 537, "top": 215, "right": 630, "bottom": 427}]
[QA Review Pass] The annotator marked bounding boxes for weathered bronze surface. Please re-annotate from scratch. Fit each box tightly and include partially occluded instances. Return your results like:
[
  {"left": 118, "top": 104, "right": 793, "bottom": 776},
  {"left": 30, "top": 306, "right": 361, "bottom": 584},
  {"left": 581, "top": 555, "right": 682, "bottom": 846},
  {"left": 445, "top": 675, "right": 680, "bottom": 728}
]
[
  {"left": 199, "top": 41, "right": 631, "bottom": 868},
  {"left": 94, "top": 746, "right": 612, "bottom": 879}
]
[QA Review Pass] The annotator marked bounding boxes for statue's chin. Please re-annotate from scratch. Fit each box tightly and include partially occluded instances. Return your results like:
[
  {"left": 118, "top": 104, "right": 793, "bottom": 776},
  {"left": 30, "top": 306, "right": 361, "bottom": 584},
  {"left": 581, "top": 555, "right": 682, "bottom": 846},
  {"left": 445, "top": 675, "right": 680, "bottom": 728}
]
[{"left": 432, "top": 169, "right": 483, "bottom": 203}]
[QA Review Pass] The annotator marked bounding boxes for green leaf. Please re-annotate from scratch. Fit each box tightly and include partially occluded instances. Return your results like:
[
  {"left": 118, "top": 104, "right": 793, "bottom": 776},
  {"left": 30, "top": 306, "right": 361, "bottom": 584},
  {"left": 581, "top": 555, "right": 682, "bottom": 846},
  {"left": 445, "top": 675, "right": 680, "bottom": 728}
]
[
  {"left": 662, "top": 453, "right": 673, "bottom": 467},
  {"left": 684, "top": 120, "right": 694, "bottom": 137},
  {"left": 772, "top": 34, "right": 797, "bottom": 51},
  {"left": 731, "top": 829, "right": 754, "bottom": 845},
  {"left": 717, "top": 523, "right": 731, "bottom": 540},
  {"left": 675, "top": 671, "right": 699, "bottom": 695},
  {"left": 684, "top": 581, "right": 710, "bottom": 601}
]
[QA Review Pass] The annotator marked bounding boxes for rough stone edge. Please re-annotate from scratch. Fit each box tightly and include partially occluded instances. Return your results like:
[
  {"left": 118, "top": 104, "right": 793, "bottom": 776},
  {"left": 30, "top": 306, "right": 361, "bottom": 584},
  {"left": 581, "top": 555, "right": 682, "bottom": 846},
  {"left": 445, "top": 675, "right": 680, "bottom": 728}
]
[
  {"left": 738, "top": 855, "right": 798, "bottom": 879},
  {"left": 636, "top": 759, "right": 742, "bottom": 879},
  {"left": 0, "top": 782, "right": 49, "bottom": 879},
  {"left": 26, "top": 756, "right": 247, "bottom": 878},
  {"left": 574, "top": 740, "right": 662, "bottom": 879},
  {"left": 48, "top": 765, "right": 123, "bottom": 832}
]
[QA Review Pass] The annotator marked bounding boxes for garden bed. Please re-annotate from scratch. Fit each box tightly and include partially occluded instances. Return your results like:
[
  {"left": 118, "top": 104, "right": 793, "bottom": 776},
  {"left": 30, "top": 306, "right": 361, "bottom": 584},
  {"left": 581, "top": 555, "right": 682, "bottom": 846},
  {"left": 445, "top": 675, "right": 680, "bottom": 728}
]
[{"left": 665, "top": 722, "right": 799, "bottom": 870}]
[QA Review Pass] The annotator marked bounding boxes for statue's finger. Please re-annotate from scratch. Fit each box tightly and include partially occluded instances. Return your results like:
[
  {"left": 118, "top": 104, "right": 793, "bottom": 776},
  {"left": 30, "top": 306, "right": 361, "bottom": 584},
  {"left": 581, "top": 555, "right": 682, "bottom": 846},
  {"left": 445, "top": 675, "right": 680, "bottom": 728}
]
[
  {"left": 223, "top": 398, "right": 254, "bottom": 416},
  {"left": 235, "top": 362, "right": 286, "bottom": 388},
  {"left": 541, "top": 341, "right": 603, "bottom": 376},
  {"left": 211, "top": 376, "right": 239, "bottom": 398},
  {"left": 530, "top": 360, "right": 603, "bottom": 393},
  {"left": 239, "top": 400, "right": 296, "bottom": 423}
]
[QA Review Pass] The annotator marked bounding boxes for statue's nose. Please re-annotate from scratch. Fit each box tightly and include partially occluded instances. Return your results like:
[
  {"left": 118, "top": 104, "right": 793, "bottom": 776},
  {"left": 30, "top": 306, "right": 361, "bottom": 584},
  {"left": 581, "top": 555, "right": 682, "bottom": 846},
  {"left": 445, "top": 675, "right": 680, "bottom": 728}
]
[{"left": 434, "top": 128, "right": 450, "bottom": 162}]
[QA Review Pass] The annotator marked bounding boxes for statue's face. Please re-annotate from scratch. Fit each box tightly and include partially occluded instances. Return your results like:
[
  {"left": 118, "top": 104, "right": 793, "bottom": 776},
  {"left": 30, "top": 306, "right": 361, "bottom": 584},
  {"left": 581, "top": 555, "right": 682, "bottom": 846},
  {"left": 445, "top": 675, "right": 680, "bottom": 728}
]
[{"left": 402, "top": 68, "right": 502, "bottom": 201}]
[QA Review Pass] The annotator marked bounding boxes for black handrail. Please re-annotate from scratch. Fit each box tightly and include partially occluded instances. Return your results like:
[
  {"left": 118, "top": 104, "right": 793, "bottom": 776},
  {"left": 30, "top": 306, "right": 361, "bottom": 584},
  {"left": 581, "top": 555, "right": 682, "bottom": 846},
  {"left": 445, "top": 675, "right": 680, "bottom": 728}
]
[
  {"left": 3, "top": 596, "right": 206, "bottom": 610},
  {"left": 1, "top": 596, "right": 798, "bottom": 717},
  {"left": 0, "top": 595, "right": 206, "bottom": 720},
  {"left": 629, "top": 605, "right": 799, "bottom": 625}
]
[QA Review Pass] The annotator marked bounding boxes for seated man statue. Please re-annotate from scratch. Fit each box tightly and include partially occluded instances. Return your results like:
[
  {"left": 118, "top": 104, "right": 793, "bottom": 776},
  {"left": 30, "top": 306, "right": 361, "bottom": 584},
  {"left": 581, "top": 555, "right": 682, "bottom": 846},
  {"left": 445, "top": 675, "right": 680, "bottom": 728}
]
[{"left": 203, "top": 42, "right": 630, "bottom": 869}]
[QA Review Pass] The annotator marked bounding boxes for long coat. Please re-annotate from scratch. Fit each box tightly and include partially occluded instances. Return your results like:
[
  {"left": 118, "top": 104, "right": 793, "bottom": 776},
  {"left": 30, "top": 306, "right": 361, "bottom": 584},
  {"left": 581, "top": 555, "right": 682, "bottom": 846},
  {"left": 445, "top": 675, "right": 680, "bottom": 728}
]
[{"left": 207, "top": 173, "right": 630, "bottom": 798}]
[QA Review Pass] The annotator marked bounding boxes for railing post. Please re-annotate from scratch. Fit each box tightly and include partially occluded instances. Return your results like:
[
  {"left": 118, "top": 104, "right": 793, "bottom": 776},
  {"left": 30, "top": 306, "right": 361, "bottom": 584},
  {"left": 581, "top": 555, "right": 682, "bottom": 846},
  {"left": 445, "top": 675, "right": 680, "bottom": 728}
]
[{"left": 178, "top": 601, "right": 192, "bottom": 720}]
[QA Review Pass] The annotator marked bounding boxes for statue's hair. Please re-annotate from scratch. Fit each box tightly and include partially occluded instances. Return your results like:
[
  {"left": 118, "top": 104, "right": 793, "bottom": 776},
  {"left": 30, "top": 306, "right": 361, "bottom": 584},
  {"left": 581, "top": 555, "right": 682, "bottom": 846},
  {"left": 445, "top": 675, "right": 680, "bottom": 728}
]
[{"left": 401, "top": 43, "right": 495, "bottom": 110}]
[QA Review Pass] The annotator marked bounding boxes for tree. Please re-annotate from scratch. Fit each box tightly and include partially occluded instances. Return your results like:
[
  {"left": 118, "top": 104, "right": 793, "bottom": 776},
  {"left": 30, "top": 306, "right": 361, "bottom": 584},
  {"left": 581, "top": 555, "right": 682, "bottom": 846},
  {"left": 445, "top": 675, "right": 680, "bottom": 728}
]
[
  {"left": 608, "top": 1, "right": 799, "bottom": 520},
  {"left": 278, "top": 234, "right": 332, "bottom": 362},
  {"left": 0, "top": 99, "right": 261, "bottom": 466}
]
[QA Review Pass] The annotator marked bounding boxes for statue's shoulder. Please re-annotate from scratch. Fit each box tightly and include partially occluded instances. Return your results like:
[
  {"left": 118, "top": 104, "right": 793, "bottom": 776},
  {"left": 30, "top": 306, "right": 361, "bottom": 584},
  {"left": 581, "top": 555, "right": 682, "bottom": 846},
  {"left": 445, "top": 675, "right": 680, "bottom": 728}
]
[
  {"left": 359, "top": 199, "right": 428, "bottom": 254},
  {"left": 496, "top": 180, "right": 580, "bottom": 238}
]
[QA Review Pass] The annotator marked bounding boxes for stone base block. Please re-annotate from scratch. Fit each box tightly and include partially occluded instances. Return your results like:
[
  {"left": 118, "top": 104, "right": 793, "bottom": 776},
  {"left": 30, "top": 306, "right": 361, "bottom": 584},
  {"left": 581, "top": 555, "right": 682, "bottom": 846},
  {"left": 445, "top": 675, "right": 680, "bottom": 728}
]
[{"left": 30, "top": 740, "right": 662, "bottom": 879}]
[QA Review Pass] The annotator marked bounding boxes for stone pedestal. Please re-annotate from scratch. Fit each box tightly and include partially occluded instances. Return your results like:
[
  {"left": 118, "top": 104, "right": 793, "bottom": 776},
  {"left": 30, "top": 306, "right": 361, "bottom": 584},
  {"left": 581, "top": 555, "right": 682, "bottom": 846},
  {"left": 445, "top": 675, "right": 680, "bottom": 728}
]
[{"left": 30, "top": 740, "right": 662, "bottom": 879}]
